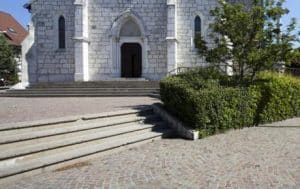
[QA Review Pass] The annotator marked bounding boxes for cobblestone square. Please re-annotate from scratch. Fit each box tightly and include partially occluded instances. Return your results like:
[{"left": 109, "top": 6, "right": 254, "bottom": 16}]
[{"left": 0, "top": 97, "right": 159, "bottom": 124}]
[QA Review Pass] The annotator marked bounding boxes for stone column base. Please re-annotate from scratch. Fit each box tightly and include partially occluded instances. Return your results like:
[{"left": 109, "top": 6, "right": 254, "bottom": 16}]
[{"left": 74, "top": 73, "right": 85, "bottom": 82}]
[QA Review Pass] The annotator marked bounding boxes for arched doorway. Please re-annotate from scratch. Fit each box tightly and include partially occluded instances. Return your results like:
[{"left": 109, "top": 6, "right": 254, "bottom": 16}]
[
  {"left": 110, "top": 10, "right": 149, "bottom": 79},
  {"left": 121, "top": 43, "right": 142, "bottom": 78}
]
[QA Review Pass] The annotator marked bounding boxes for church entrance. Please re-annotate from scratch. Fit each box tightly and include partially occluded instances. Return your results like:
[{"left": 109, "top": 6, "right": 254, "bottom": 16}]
[{"left": 121, "top": 43, "right": 142, "bottom": 78}]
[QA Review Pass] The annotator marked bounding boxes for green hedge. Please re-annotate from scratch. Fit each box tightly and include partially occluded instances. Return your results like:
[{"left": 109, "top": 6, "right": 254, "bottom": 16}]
[
  {"left": 250, "top": 72, "right": 300, "bottom": 123},
  {"left": 160, "top": 76, "right": 257, "bottom": 138},
  {"left": 160, "top": 69, "right": 300, "bottom": 138}
]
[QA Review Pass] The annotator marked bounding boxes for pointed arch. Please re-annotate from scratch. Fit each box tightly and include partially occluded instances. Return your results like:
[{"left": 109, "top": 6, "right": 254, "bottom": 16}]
[
  {"left": 110, "top": 9, "right": 148, "bottom": 38},
  {"left": 110, "top": 9, "right": 149, "bottom": 78},
  {"left": 58, "top": 16, "right": 66, "bottom": 49}
]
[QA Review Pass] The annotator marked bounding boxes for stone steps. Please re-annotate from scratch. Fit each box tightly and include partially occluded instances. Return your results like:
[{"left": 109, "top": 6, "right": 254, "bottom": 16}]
[
  {"left": 5, "top": 89, "right": 159, "bottom": 94},
  {"left": 0, "top": 93, "right": 160, "bottom": 97},
  {"left": 0, "top": 122, "right": 165, "bottom": 160},
  {"left": 1, "top": 81, "right": 160, "bottom": 97},
  {"left": 0, "top": 114, "right": 157, "bottom": 144},
  {"left": 0, "top": 107, "right": 173, "bottom": 182},
  {"left": 9, "top": 88, "right": 159, "bottom": 91},
  {"left": 29, "top": 81, "right": 160, "bottom": 88}
]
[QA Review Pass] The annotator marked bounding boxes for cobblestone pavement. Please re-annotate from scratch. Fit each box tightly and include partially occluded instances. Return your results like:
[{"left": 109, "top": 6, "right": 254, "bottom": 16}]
[
  {"left": 4, "top": 127, "right": 300, "bottom": 189},
  {"left": 0, "top": 97, "right": 159, "bottom": 124}
]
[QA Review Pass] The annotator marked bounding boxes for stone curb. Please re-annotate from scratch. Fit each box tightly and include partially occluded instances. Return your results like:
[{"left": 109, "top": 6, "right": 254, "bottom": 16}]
[
  {"left": 259, "top": 117, "right": 300, "bottom": 128},
  {"left": 151, "top": 103, "right": 199, "bottom": 140}
]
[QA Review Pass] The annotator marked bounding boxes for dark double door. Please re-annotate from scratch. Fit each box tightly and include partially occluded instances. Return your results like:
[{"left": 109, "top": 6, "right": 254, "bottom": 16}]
[{"left": 121, "top": 43, "right": 142, "bottom": 78}]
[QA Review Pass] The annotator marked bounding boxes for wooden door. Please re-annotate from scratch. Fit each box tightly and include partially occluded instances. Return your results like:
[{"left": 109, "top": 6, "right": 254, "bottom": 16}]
[{"left": 121, "top": 43, "right": 142, "bottom": 78}]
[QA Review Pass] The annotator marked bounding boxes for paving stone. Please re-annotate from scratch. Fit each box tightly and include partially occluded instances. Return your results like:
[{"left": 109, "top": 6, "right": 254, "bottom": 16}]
[
  {"left": 0, "top": 97, "right": 159, "bottom": 124},
  {"left": 3, "top": 127, "right": 300, "bottom": 189}
]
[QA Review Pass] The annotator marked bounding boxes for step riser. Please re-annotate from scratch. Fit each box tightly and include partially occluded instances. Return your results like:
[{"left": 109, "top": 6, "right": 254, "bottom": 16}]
[
  {"left": 0, "top": 108, "right": 153, "bottom": 131},
  {"left": 0, "top": 128, "right": 171, "bottom": 179},
  {"left": 0, "top": 107, "right": 172, "bottom": 184},
  {"left": 0, "top": 114, "right": 160, "bottom": 144},
  {"left": 1, "top": 80, "right": 160, "bottom": 97},
  {"left": 29, "top": 85, "right": 160, "bottom": 87},
  {"left": 29, "top": 82, "right": 159, "bottom": 87},
  {"left": 28, "top": 87, "right": 159, "bottom": 90},
  {"left": 11, "top": 89, "right": 159, "bottom": 92},
  {"left": 29, "top": 85, "right": 160, "bottom": 89},
  {"left": 0, "top": 94, "right": 159, "bottom": 97},
  {"left": 0, "top": 122, "right": 165, "bottom": 161},
  {"left": 0, "top": 134, "right": 164, "bottom": 186},
  {"left": 6, "top": 91, "right": 159, "bottom": 94},
  {"left": 11, "top": 88, "right": 159, "bottom": 90}
]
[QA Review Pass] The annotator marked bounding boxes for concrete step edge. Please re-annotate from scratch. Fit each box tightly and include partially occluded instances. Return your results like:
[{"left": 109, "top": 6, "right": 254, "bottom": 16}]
[
  {"left": 0, "top": 114, "right": 159, "bottom": 144},
  {"left": 0, "top": 121, "right": 165, "bottom": 160},
  {"left": 0, "top": 135, "right": 162, "bottom": 186},
  {"left": 0, "top": 127, "right": 172, "bottom": 179},
  {"left": 8, "top": 89, "right": 159, "bottom": 92},
  {"left": 0, "top": 107, "right": 152, "bottom": 131},
  {"left": 0, "top": 94, "right": 157, "bottom": 97},
  {"left": 13, "top": 88, "right": 160, "bottom": 90},
  {"left": 5, "top": 91, "right": 159, "bottom": 94}
]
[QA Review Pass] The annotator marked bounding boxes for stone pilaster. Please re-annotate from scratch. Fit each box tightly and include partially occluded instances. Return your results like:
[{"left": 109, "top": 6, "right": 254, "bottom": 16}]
[
  {"left": 166, "top": 0, "right": 177, "bottom": 73},
  {"left": 74, "top": 0, "right": 89, "bottom": 81},
  {"left": 18, "top": 21, "right": 37, "bottom": 88}
]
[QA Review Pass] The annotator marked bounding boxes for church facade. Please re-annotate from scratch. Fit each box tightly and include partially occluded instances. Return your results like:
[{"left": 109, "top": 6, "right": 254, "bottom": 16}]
[{"left": 22, "top": 0, "right": 251, "bottom": 84}]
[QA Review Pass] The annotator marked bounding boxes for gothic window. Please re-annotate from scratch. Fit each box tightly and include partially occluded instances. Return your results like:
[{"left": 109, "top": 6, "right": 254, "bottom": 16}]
[
  {"left": 58, "top": 16, "right": 66, "bottom": 49},
  {"left": 194, "top": 15, "right": 201, "bottom": 36}
]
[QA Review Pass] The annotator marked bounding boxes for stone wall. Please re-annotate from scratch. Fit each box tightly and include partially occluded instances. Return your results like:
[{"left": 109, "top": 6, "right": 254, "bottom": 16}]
[
  {"left": 88, "top": 0, "right": 168, "bottom": 80},
  {"left": 26, "top": 0, "right": 254, "bottom": 83},
  {"left": 175, "top": 0, "right": 253, "bottom": 68},
  {"left": 175, "top": 0, "right": 219, "bottom": 68},
  {"left": 227, "top": 0, "right": 254, "bottom": 6},
  {"left": 31, "top": 0, "right": 75, "bottom": 83}
]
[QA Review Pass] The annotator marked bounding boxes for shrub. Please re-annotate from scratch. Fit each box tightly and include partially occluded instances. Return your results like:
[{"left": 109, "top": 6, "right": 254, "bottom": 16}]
[
  {"left": 160, "top": 70, "right": 300, "bottom": 138},
  {"left": 251, "top": 72, "right": 300, "bottom": 123},
  {"left": 172, "top": 67, "right": 223, "bottom": 90},
  {"left": 160, "top": 76, "right": 257, "bottom": 138}
]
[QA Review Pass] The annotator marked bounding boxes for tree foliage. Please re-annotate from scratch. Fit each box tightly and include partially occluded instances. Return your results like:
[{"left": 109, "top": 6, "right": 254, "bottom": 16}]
[
  {"left": 287, "top": 47, "right": 300, "bottom": 67},
  {"left": 0, "top": 35, "right": 17, "bottom": 83},
  {"left": 195, "top": 0, "right": 300, "bottom": 82}
]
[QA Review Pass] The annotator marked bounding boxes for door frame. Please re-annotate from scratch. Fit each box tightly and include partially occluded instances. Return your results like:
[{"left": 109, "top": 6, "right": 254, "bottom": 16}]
[{"left": 116, "top": 37, "right": 148, "bottom": 78}]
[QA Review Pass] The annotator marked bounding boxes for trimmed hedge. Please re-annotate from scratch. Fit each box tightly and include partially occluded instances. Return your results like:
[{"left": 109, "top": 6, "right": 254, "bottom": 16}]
[
  {"left": 160, "top": 76, "right": 257, "bottom": 138},
  {"left": 250, "top": 72, "right": 300, "bottom": 123},
  {"left": 160, "top": 69, "right": 300, "bottom": 138}
]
